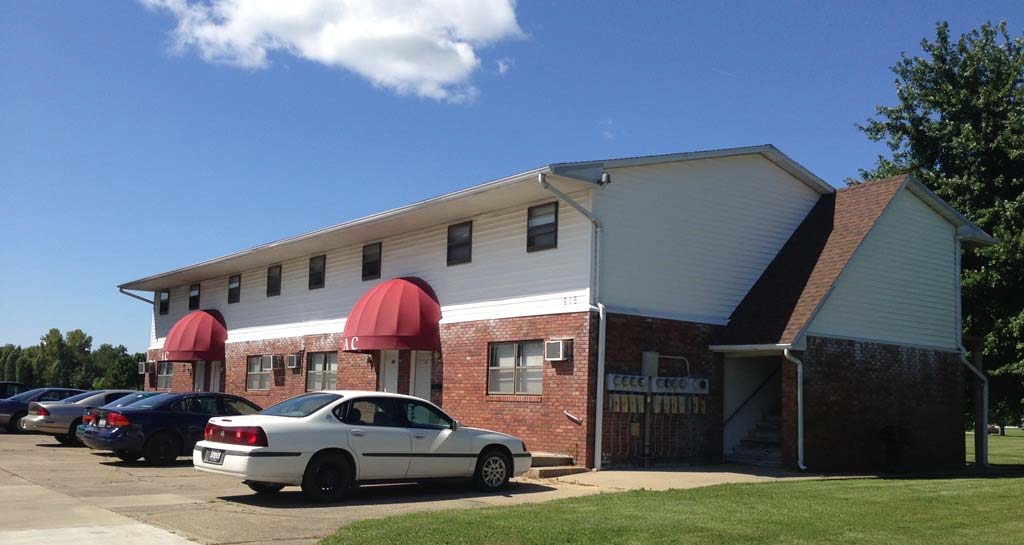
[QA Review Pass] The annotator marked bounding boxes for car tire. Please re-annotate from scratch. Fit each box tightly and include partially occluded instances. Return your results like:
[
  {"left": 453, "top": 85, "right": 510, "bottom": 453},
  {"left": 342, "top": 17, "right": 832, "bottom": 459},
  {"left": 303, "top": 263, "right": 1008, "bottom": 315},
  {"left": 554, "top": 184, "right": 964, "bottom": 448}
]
[
  {"left": 66, "top": 419, "right": 83, "bottom": 446},
  {"left": 7, "top": 412, "right": 26, "bottom": 434},
  {"left": 115, "top": 450, "right": 141, "bottom": 463},
  {"left": 473, "top": 449, "right": 512, "bottom": 492},
  {"left": 246, "top": 481, "right": 286, "bottom": 495},
  {"left": 55, "top": 434, "right": 75, "bottom": 446},
  {"left": 143, "top": 432, "right": 181, "bottom": 466},
  {"left": 301, "top": 453, "right": 352, "bottom": 502}
]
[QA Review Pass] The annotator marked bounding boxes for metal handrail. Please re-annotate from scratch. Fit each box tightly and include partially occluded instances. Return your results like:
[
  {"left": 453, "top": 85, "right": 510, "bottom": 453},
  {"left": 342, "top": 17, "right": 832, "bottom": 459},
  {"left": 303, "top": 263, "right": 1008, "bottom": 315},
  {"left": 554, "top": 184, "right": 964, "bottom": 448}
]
[{"left": 722, "top": 364, "right": 781, "bottom": 427}]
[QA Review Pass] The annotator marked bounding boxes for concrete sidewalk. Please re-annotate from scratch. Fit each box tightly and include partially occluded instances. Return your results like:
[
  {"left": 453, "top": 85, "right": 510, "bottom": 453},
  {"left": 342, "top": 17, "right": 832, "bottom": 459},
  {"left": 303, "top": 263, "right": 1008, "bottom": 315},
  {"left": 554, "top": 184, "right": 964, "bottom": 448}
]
[{"left": 551, "top": 464, "right": 820, "bottom": 490}]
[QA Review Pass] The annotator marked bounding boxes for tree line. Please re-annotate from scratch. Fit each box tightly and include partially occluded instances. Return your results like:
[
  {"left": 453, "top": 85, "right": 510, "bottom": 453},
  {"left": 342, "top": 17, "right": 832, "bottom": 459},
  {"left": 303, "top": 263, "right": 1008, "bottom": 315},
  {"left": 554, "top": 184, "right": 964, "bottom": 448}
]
[{"left": 0, "top": 328, "right": 144, "bottom": 390}]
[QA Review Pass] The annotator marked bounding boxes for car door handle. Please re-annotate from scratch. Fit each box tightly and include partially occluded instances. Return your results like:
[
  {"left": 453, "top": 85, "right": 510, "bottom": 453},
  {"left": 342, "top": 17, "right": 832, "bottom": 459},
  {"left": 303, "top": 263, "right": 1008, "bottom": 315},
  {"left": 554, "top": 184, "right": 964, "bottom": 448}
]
[
  {"left": 413, "top": 434, "right": 426, "bottom": 439},
  {"left": 351, "top": 430, "right": 365, "bottom": 437}
]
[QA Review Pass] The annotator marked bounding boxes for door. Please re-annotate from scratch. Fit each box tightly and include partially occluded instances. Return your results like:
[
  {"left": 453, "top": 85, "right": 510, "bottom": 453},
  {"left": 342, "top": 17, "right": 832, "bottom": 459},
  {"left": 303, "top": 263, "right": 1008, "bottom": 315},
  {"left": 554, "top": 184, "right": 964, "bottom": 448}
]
[
  {"left": 410, "top": 351, "right": 432, "bottom": 400},
  {"left": 193, "top": 361, "right": 207, "bottom": 391},
  {"left": 340, "top": 397, "right": 411, "bottom": 480},
  {"left": 400, "top": 399, "right": 474, "bottom": 478},
  {"left": 379, "top": 350, "right": 399, "bottom": 393},
  {"left": 209, "top": 361, "right": 223, "bottom": 392}
]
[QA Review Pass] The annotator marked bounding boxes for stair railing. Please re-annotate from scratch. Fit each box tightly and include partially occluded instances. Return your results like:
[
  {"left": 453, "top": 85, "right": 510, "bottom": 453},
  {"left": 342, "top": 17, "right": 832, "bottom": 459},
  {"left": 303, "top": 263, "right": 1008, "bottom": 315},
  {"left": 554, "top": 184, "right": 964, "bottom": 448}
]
[{"left": 723, "top": 364, "right": 781, "bottom": 428}]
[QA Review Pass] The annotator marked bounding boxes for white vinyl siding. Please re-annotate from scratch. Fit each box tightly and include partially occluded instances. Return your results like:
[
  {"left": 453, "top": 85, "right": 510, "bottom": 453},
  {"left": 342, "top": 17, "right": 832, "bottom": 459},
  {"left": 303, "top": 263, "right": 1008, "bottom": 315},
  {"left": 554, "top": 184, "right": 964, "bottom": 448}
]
[
  {"left": 151, "top": 193, "right": 592, "bottom": 346},
  {"left": 807, "top": 188, "right": 959, "bottom": 349},
  {"left": 593, "top": 154, "right": 822, "bottom": 324}
]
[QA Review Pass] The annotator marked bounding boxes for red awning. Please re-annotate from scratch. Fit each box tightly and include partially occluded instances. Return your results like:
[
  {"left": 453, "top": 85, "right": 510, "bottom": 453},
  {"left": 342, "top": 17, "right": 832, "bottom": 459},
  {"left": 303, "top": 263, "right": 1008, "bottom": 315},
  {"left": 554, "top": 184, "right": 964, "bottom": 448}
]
[
  {"left": 163, "top": 309, "right": 227, "bottom": 361},
  {"left": 342, "top": 277, "right": 441, "bottom": 353}
]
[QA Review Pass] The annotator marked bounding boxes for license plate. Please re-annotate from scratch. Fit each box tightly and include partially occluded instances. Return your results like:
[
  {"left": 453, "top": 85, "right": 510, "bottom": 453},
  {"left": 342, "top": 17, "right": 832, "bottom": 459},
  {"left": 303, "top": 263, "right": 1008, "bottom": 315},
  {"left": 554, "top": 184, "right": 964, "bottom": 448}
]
[
  {"left": 97, "top": 418, "right": 106, "bottom": 428},
  {"left": 203, "top": 448, "right": 224, "bottom": 465}
]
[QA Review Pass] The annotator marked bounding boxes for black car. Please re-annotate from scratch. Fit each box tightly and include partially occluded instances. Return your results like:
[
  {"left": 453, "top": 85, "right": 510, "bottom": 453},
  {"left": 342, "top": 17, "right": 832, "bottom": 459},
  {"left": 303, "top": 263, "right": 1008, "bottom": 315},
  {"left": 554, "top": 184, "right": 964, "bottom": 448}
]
[
  {"left": 0, "top": 387, "right": 85, "bottom": 432},
  {"left": 1, "top": 381, "right": 29, "bottom": 399},
  {"left": 81, "top": 392, "right": 261, "bottom": 465}
]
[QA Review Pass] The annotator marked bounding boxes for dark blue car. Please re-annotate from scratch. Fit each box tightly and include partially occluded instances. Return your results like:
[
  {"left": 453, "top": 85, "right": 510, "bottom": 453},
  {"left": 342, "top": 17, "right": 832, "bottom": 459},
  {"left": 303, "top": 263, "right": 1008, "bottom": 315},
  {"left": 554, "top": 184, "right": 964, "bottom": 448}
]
[
  {"left": 81, "top": 392, "right": 261, "bottom": 465},
  {"left": 76, "top": 392, "right": 163, "bottom": 444},
  {"left": 0, "top": 387, "right": 85, "bottom": 432}
]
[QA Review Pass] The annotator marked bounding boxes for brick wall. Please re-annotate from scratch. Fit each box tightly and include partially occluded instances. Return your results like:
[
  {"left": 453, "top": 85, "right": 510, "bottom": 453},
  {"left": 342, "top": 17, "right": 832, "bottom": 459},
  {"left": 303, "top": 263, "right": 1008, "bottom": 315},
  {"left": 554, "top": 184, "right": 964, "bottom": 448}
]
[
  {"left": 781, "top": 335, "right": 965, "bottom": 471},
  {"left": 439, "top": 312, "right": 595, "bottom": 466},
  {"left": 601, "top": 314, "right": 723, "bottom": 467}
]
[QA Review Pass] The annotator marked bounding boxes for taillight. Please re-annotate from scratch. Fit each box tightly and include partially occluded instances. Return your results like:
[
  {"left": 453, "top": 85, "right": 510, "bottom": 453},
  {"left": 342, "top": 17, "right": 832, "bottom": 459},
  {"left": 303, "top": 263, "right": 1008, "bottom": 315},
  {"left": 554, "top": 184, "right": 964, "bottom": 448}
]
[
  {"left": 107, "top": 412, "right": 131, "bottom": 428},
  {"left": 83, "top": 411, "right": 95, "bottom": 424},
  {"left": 204, "top": 423, "right": 268, "bottom": 447},
  {"left": 29, "top": 403, "right": 49, "bottom": 417}
]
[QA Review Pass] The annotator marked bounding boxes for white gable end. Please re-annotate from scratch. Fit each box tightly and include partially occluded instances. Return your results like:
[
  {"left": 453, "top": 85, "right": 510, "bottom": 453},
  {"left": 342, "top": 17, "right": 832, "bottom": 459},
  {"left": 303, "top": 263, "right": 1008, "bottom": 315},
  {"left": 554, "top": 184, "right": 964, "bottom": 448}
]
[{"left": 807, "top": 187, "right": 959, "bottom": 349}]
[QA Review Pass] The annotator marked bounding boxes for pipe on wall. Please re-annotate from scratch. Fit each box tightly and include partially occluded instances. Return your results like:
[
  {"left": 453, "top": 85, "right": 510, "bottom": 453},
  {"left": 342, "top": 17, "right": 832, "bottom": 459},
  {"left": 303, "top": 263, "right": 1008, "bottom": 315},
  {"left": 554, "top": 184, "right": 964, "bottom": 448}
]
[
  {"left": 959, "top": 345, "right": 989, "bottom": 467},
  {"left": 783, "top": 348, "right": 807, "bottom": 470}
]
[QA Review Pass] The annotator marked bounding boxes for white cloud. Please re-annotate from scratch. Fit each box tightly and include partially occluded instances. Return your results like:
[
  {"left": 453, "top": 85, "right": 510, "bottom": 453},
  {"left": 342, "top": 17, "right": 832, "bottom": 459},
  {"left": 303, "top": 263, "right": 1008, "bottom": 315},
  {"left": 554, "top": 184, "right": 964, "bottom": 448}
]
[
  {"left": 496, "top": 57, "right": 512, "bottom": 76},
  {"left": 141, "top": 0, "right": 523, "bottom": 102}
]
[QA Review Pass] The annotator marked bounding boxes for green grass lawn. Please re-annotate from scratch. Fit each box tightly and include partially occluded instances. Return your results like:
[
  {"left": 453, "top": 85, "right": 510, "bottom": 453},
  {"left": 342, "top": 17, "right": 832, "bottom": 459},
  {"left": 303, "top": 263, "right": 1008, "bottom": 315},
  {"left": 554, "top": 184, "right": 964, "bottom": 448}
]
[
  {"left": 322, "top": 477, "right": 1024, "bottom": 545},
  {"left": 967, "top": 427, "right": 1024, "bottom": 465}
]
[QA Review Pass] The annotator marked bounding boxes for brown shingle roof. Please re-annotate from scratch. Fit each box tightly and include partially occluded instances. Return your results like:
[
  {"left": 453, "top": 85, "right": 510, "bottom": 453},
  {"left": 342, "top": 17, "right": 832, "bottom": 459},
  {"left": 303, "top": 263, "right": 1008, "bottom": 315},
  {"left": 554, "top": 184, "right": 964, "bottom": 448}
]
[{"left": 715, "top": 175, "right": 908, "bottom": 346}]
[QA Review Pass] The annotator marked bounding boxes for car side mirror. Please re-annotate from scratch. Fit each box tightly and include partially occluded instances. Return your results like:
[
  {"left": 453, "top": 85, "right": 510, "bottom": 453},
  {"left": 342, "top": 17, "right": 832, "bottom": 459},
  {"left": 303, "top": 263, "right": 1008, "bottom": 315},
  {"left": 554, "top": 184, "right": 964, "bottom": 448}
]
[{"left": 451, "top": 420, "right": 460, "bottom": 432}]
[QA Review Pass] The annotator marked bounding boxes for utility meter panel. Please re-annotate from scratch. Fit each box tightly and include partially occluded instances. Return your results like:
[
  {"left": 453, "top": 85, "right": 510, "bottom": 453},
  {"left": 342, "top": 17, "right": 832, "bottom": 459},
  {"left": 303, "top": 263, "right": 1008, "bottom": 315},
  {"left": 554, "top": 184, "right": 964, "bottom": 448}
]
[{"left": 606, "top": 374, "right": 649, "bottom": 393}]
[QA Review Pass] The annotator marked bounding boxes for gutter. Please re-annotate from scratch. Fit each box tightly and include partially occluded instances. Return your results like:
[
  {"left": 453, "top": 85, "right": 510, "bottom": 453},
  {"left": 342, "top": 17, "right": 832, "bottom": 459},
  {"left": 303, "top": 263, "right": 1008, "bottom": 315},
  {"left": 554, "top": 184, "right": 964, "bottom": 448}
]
[
  {"left": 119, "top": 287, "right": 154, "bottom": 305},
  {"left": 783, "top": 348, "right": 807, "bottom": 470},
  {"left": 538, "top": 172, "right": 608, "bottom": 470},
  {"left": 959, "top": 345, "right": 989, "bottom": 468}
]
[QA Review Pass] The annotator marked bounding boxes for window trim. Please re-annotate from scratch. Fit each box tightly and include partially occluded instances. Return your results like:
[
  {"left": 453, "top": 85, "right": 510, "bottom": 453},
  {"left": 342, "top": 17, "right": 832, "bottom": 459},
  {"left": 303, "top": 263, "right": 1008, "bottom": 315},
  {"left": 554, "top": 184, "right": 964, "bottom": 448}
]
[
  {"left": 227, "top": 274, "right": 241, "bottom": 304},
  {"left": 305, "top": 351, "right": 338, "bottom": 392},
  {"left": 362, "top": 242, "right": 382, "bottom": 281},
  {"left": 188, "top": 283, "right": 201, "bottom": 310},
  {"left": 487, "top": 340, "right": 544, "bottom": 396},
  {"left": 308, "top": 255, "right": 326, "bottom": 290},
  {"left": 266, "top": 264, "right": 282, "bottom": 297},
  {"left": 246, "top": 355, "right": 273, "bottom": 391},
  {"left": 158, "top": 289, "right": 170, "bottom": 315},
  {"left": 446, "top": 221, "right": 473, "bottom": 266},
  {"left": 526, "top": 202, "right": 559, "bottom": 252}
]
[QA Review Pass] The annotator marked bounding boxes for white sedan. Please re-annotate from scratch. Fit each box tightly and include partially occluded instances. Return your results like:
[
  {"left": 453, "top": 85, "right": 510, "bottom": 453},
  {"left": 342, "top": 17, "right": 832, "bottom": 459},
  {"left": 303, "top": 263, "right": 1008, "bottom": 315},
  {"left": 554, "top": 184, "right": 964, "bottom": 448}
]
[{"left": 192, "top": 391, "right": 532, "bottom": 501}]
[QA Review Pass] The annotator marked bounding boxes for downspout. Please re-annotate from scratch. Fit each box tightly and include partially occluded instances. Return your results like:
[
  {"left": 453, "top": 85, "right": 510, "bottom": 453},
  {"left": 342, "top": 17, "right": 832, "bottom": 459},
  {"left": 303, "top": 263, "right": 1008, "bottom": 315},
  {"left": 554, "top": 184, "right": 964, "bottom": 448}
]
[
  {"left": 783, "top": 348, "right": 807, "bottom": 470},
  {"left": 538, "top": 172, "right": 607, "bottom": 470},
  {"left": 119, "top": 287, "right": 154, "bottom": 305},
  {"left": 959, "top": 345, "right": 989, "bottom": 468}
]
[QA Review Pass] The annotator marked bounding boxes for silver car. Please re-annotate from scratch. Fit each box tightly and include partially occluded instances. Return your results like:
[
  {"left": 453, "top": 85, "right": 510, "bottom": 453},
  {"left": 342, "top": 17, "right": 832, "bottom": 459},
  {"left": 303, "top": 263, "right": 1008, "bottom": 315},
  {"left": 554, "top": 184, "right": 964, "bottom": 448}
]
[{"left": 21, "top": 390, "right": 140, "bottom": 445}]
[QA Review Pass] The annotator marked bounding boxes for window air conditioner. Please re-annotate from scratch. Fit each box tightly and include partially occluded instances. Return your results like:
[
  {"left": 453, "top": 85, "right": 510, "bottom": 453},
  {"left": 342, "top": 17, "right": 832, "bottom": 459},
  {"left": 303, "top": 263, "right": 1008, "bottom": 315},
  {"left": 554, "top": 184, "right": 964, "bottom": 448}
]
[
  {"left": 544, "top": 339, "right": 573, "bottom": 362},
  {"left": 287, "top": 353, "right": 301, "bottom": 369},
  {"left": 138, "top": 362, "right": 148, "bottom": 375}
]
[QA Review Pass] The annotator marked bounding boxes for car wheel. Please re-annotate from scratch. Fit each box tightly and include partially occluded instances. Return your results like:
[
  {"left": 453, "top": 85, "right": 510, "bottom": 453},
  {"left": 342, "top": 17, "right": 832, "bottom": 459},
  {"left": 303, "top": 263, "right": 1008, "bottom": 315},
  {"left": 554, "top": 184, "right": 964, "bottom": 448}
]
[
  {"left": 301, "top": 453, "right": 351, "bottom": 502},
  {"left": 55, "top": 434, "right": 75, "bottom": 446},
  {"left": 115, "top": 450, "right": 141, "bottom": 463},
  {"left": 7, "top": 412, "right": 26, "bottom": 434},
  {"left": 66, "top": 419, "right": 83, "bottom": 446},
  {"left": 143, "top": 432, "right": 181, "bottom": 466},
  {"left": 473, "top": 449, "right": 511, "bottom": 492},
  {"left": 245, "top": 481, "right": 286, "bottom": 495}
]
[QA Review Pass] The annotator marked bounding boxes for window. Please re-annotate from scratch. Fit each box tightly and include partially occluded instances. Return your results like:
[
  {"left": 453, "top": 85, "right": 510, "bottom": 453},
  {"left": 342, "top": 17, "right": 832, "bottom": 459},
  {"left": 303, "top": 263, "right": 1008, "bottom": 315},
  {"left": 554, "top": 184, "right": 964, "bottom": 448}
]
[
  {"left": 527, "top": 202, "right": 558, "bottom": 252},
  {"left": 488, "top": 340, "right": 544, "bottom": 395},
  {"left": 188, "top": 283, "right": 201, "bottom": 310},
  {"left": 264, "top": 392, "right": 342, "bottom": 417},
  {"left": 308, "top": 255, "right": 326, "bottom": 290},
  {"left": 172, "top": 396, "right": 218, "bottom": 415},
  {"left": 158, "top": 290, "right": 170, "bottom": 315},
  {"left": 362, "top": 243, "right": 382, "bottom": 280},
  {"left": 246, "top": 355, "right": 273, "bottom": 390},
  {"left": 400, "top": 400, "right": 453, "bottom": 430},
  {"left": 223, "top": 398, "right": 261, "bottom": 416},
  {"left": 157, "top": 362, "right": 174, "bottom": 390},
  {"left": 447, "top": 221, "right": 473, "bottom": 266},
  {"left": 39, "top": 390, "right": 67, "bottom": 402},
  {"left": 227, "top": 274, "right": 241, "bottom": 304},
  {"left": 306, "top": 351, "right": 338, "bottom": 391},
  {"left": 266, "top": 264, "right": 282, "bottom": 297},
  {"left": 340, "top": 397, "right": 401, "bottom": 426}
]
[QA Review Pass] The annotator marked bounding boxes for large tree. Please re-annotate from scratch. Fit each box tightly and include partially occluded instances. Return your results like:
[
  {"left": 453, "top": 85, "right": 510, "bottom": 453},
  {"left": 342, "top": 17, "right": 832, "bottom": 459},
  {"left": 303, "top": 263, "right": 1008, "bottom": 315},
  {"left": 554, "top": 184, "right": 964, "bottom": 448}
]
[{"left": 858, "top": 21, "right": 1024, "bottom": 426}]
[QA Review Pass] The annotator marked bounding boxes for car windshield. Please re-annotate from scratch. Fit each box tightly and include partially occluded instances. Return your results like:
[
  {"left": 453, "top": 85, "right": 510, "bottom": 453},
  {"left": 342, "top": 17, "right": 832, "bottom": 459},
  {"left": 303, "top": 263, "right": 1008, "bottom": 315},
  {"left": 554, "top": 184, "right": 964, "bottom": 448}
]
[
  {"left": 108, "top": 392, "right": 150, "bottom": 406},
  {"left": 65, "top": 391, "right": 101, "bottom": 404},
  {"left": 125, "top": 393, "right": 176, "bottom": 410},
  {"left": 261, "top": 393, "right": 341, "bottom": 417},
  {"left": 7, "top": 388, "right": 46, "bottom": 402}
]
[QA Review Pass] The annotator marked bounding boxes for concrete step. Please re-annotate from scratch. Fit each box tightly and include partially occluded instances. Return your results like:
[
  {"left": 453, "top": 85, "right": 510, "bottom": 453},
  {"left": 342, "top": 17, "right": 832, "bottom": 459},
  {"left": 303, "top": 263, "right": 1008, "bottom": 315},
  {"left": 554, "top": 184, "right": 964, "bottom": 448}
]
[
  {"left": 731, "top": 445, "right": 782, "bottom": 459},
  {"left": 530, "top": 452, "right": 574, "bottom": 467},
  {"left": 740, "top": 437, "right": 781, "bottom": 448},
  {"left": 526, "top": 465, "right": 589, "bottom": 479},
  {"left": 726, "top": 454, "right": 783, "bottom": 468}
]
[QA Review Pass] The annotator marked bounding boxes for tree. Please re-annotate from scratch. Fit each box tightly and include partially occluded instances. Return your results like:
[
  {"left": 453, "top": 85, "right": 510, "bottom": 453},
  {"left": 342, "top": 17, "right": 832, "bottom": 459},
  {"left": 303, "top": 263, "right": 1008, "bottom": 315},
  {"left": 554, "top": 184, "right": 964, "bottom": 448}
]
[
  {"left": 858, "top": 21, "right": 1024, "bottom": 424},
  {"left": 90, "top": 344, "right": 143, "bottom": 390}
]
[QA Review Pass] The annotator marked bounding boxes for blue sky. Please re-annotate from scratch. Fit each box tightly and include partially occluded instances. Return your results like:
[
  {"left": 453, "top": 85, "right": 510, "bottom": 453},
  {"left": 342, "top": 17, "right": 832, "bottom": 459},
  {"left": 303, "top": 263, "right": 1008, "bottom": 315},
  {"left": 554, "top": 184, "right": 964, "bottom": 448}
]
[{"left": 2, "top": 1, "right": 1022, "bottom": 353}]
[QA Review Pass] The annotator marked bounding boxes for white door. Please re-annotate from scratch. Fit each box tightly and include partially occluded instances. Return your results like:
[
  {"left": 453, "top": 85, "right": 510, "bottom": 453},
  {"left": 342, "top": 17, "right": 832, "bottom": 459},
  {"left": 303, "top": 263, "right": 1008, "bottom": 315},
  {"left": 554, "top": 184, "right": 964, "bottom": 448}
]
[
  {"left": 410, "top": 351, "right": 432, "bottom": 400},
  {"left": 379, "top": 350, "right": 399, "bottom": 393},
  {"left": 193, "top": 360, "right": 206, "bottom": 391},
  {"left": 209, "top": 361, "right": 222, "bottom": 392},
  {"left": 342, "top": 397, "right": 412, "bottom": 480}
]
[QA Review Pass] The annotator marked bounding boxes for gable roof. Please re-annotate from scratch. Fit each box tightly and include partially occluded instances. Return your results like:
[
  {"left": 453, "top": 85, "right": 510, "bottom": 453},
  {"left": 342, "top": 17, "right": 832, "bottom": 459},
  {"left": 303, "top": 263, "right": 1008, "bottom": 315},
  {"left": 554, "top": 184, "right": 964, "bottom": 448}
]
[{"left": 714, "top": 174, "right": 995, "bottom": 350}]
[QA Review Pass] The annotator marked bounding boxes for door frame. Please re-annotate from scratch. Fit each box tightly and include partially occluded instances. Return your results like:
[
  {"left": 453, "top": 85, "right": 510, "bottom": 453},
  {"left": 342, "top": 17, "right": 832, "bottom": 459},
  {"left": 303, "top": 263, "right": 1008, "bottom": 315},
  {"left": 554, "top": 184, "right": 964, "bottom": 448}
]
[
  {"left": 409, "top": 351, "right": 432, "bottom": 400},
  {"left": 209, "top": 360, "right": 223, "bottom": 392},
  {"left": 193, "top": 360, "right": 207, "bottom": 392},
  {"left": 379, "top": 350, "right": 399, "bottom": 393}
]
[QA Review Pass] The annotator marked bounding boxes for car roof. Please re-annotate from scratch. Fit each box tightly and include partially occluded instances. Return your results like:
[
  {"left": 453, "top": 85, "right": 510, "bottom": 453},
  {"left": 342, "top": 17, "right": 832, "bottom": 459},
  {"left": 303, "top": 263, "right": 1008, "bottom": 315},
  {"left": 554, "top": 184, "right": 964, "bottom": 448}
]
[{"left": 314, "top": 390, "right": 428, "bottom": 401}]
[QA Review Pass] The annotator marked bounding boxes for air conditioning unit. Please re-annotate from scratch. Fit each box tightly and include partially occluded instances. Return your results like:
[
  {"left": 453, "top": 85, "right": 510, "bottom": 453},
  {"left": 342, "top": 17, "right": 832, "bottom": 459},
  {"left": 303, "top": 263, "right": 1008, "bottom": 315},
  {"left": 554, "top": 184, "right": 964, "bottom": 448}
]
[
  {"left": 544, "top": 339, "right": 573, "bottom": 362},
  {"left": 138, "top": 362, "right": 148, "bottom": 375},
  {"left": 287, "top": 353, "right": 301, "bottom": 369}
]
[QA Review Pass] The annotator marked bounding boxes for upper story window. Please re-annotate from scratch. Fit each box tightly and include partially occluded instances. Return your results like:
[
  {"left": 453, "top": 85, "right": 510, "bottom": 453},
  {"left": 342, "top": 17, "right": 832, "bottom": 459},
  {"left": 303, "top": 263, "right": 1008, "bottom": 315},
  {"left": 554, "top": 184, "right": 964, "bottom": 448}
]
[
  {"left": 527, "top": 202, "right": 558, "bottom": 252},
  {"left": 488, "top": 340, "right": 544, "bottom": 395},
  {"left": 158, "top": 289, "right": 170, "bottom": 315},
  {"left": 267, "top": 264, "right": 282, "bottom": 297},
  {"left": 362, "top": 243, "right": 382, "bottom": 281},
  {"left": 228, "top": 274, "right": 241, "bottom": 304},
  {"left": 188, "top": 284, "right": 201, "bottom": 310},
  {"left": 447, "top": 221, "right": 472, "bottom": 266},
  {"left": 309, "top": 255, "right": 326, "bottom": 290}
]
